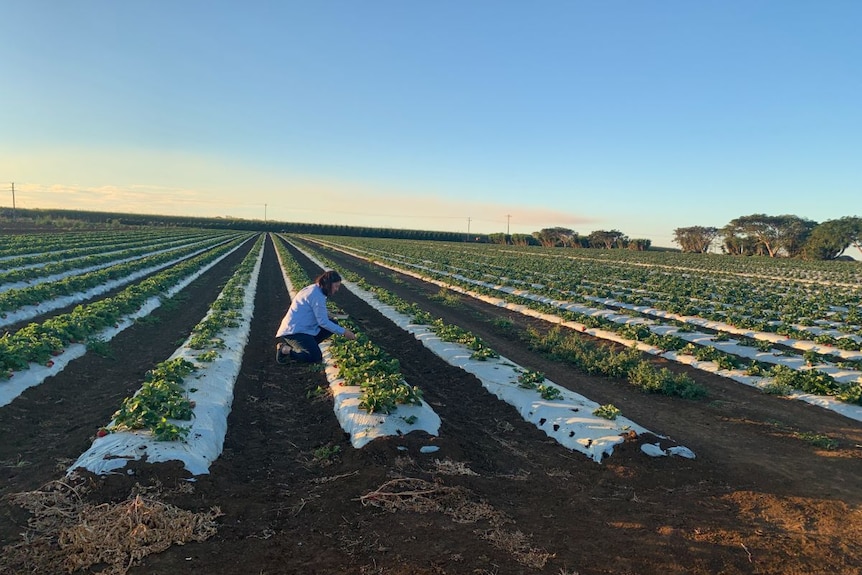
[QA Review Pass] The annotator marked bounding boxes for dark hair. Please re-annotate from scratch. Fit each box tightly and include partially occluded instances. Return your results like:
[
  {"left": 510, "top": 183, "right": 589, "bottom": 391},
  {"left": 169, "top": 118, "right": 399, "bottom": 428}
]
[{"left": 315, "top": 270, "right": 342, "bottom": 296}]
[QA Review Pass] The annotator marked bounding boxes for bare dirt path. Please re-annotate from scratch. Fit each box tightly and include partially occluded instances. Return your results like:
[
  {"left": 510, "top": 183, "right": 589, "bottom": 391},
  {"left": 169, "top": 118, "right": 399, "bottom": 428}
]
[{"left": 1, "top": 234, "right": 860, "bottom": 575}]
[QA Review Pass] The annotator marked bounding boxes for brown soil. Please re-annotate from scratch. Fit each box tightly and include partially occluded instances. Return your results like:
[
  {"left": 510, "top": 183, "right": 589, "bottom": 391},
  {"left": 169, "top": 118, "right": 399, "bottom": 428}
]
[{"left": 1, "top": 234, "right": 861, "bottom": 575}]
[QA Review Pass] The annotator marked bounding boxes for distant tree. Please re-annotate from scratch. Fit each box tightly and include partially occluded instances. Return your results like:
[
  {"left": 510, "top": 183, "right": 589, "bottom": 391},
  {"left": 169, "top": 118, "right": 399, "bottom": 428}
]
[
  {"left": 627, "top": 238, "right": 652, "bottom": 251},
  {"left": 722, "top": 214, "right": 814, "bottom": 257},
  {"left": 533, "top": 227, "right": 577, "bottom": 247},
  {"left": 588, "top": 229, "right": 627, "bottom": 249},
  {"left": 802, "top": 216, "right": 862, "bottom": 260},
  {"left": 510, "top": 233, "right": 537, "bottom": 246},
  {"left": 673, "top": 226, "right": 718, "bottom": 253},
  {"left": 488, "top": 233, "right": 508, "bottom": 244},
  {"left": 776, "top": 216, "right": 818, "bottom": 257},
  {"left": 848, "top": 217, "right": 862, "bottom": 253},
  {"left": 721, "top": 233, "right": 758, "bottom": 256},
  {"left": 533, "top": 229, "right": 557, "bottom": 247}
]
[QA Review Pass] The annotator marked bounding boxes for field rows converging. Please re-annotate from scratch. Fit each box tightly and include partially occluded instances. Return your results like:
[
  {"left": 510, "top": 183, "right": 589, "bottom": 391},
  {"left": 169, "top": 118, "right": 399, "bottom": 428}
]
[
  {"left": 0, "top": 228, "right": 212, "bottom": 260},
  {"left": 0, "top": 231, "right": 248, "bottom": 327},
  {"left": 2, "top": 229, "right": 861, "bottom": 575},
  {"left": 328, "top": 238, "right": 862, "bottom": 344},
  {"left": 6, "top": 228, "right": 692, "bottom": 479},
  {"left": 307, "top": 236, "right": 862, "bottom": 423},
  {"left": 0, "top": 232, "right": 266, "bottom": 575},
  {"left": 0, "top": 234, "right": 255, "bottom": 408},
  {"left": 64, "top": 229, "right": 446, "bottom": 479},
  {"left": 0, "top": 229, "right": 226, "bottom": 288},
  {"left": 287, "top": 236, "right": 695, "bottom": 462},
  {"left": 70, "top": 235, "right": 265, "bottom": 476}
]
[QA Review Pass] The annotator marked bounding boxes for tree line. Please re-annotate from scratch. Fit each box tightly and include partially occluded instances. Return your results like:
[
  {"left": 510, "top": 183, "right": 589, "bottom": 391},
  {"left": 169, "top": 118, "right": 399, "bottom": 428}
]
[
  {"left": 487, "top": 228, "right": 652, "bottom": 251},
  {"left": 1, "top": 207, "right": 859, "bottom": 260},
  {"left": 0, "top": 208, "right": 470, "bottom": 242},
  {"left": 673, "top": 214, "right": 862, "bottom": 260},
  {"left": 0, "top": 208, "right": 654, "bottom": 249}
]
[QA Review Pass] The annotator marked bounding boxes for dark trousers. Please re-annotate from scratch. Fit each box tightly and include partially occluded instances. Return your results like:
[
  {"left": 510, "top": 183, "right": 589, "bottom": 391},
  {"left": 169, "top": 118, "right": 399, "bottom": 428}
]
[{"left": 279, "top": 328, "right": 334, "bottom": 363}]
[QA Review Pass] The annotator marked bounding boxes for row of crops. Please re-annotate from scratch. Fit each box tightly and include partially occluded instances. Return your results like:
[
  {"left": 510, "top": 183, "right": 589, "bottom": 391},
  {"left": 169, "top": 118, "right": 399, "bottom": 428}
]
[
  {"left": 0, "top": 230, "right": 264, "bottom": 575},
  {"left": 5, "top": 227, "right": 857, "bottom": 473},
  {"left": 0, "top": 229, "right": 255, "bottom": 407},
  {"left": 283, "top": 235, "right": 695, "bottom": 462},
  {"left": 0, "top": 229, "right": 261, "bottom": 472},
  {"left": 3, "top": 229, "right": 696, "bottom": 480},
  {"left": 0, "top": 230, "right": 245, "bottom": 326},
  {"left": 1, "top": 230, "right": 446, "bottom": 475},
  {"left": 0, "top": 231, "right": 695, "bottom": 575},
  {"left": 73, "top": 235, "right": 265, "bottom": 475},
  {"left": 299, "top": 236, "right": 862, "bottom": 422}
]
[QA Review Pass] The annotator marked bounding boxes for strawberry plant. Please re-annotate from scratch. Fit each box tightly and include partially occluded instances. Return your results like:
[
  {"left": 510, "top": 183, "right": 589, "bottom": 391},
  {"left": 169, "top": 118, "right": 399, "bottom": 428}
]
[
  {"left": 536, "top": 384, "right": 563, "bottom": 400},
  {"left": 593, "top": 404, "right": 621, "bottom": 420},
  {"left": 110, "top": 358, "right": 197, "bottom": 441},
  {"left": 196, "top": 350, "right": 220, "bottom": 362},
  {"left": 517, "top": 369, "right": 546, "bottom": 389},
  {"left": 516, "top": 370, "right": 563, "bottom": 400},
  {"left": 329, "top": 333, "right": 423, "bottom": 414},
  {"left": 274, "top": 238, "right": 423, "bottom": 416}
]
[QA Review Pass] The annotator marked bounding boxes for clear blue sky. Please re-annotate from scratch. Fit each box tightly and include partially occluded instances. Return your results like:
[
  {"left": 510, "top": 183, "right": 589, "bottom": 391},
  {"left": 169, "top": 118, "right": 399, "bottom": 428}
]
[{"left": 2, "top": 1, "right": 860, "bottom": 248}]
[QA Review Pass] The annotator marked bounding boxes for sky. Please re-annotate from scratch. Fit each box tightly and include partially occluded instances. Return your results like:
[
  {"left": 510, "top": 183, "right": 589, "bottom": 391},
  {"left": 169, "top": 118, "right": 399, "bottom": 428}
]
[{"left": 1, "top": 1, "right": 860, "bottom": 248}]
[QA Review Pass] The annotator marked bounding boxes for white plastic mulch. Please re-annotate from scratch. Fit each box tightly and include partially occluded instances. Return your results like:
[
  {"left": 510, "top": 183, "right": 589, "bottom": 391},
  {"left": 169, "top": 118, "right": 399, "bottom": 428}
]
[
  {"left": 0, "top": 242, "right": 248, "bottom": 409},
  {"left": 64, "top": 235, "right": 697, "bottom": 479},
  {"left": 322, "top": 350, "right": 443, "bottom": 450},
  {"left": 329, "top": 245, "right": 862, "bottom": 425},
  {"left": 295, "top": 244, "right": 693, "bottom": 463},
  {"left": 68, "top": 244, "right": 264, "bottom": 477},
  {"left": 0, "top": 238, "right": 233, "bottom": 329}
]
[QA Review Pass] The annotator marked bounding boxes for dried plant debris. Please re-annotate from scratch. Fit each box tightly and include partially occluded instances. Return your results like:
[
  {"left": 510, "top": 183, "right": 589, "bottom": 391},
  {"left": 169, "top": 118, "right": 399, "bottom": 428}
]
[
  {"left": 359, "top": 477, "right": 553, "bottom": 568},
  {"left": 360, "top": 477, "right": 465, "bottom": 514},
  {"left": 1, "top": 479, "right": 222, "bottom": 575},
  {"left": 478, "top": 527, "right": 555, "bottom": 569},
  {"left": 432, "top": 458, "right": 479, "bottom": 476}
]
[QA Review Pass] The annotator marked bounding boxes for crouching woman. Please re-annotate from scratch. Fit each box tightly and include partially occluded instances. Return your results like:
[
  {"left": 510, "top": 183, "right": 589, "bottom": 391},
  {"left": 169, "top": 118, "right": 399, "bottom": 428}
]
[{"left": 275, "top": 270, "right": 356, "bottom": 364}]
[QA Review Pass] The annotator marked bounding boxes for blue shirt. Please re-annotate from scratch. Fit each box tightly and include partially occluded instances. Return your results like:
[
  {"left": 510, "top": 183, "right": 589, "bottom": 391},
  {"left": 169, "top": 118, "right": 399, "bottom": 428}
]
[{"left": 275, "top": 283, "right": 345, "bottom": 338}]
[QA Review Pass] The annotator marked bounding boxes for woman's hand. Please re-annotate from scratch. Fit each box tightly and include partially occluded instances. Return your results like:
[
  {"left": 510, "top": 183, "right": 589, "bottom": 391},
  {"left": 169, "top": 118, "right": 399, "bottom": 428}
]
[{"left": 342, "top": 328, "right": 357, "bottom": 341}]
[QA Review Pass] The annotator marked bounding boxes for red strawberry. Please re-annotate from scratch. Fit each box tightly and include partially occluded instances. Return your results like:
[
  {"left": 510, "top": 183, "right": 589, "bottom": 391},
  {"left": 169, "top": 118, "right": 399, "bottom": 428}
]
[
  {"left": 45, "top": 360, "right": 54, "bottom": 367},
  {"left": 96, "top": 428, "right": 109, "bottom": 438}
]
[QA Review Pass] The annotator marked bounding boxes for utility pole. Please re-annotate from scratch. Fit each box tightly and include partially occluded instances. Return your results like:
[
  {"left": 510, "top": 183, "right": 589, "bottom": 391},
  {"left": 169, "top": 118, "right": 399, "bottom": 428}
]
[
  {"left": 264, "top": 203, "right": 267, "bottom": 224},
  {"left": 11, "top": 182, "right": 15, "bottom": 221},
  {"left": 467, "top": 217, "right": 471, "bottom": 242},
  {"left": 506, "top": 214, "right": 511, "bottom": 244}
]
